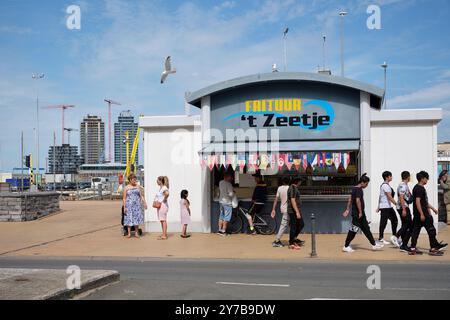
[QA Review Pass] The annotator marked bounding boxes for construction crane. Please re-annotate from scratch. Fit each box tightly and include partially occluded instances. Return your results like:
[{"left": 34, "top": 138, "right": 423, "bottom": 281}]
[
  {"left": 43, "top": 105, "right": 75, "bottom": 144},
  {"left": 104, "top": 99, "right": 121, "bottom": 163},
  {"left": 64, "top": 128, "right": 79, "bottom": 145}
]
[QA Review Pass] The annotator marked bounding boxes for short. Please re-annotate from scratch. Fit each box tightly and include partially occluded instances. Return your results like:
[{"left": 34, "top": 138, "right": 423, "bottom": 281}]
[
  {"left": 246, "top": 203, "right": 264, "bottom": 218},
  {"left": 157, "top": 202, "right": 168, "bottom": 221},
  {"left": 219, "top": 203, "right": 233, "bottom": 222}
]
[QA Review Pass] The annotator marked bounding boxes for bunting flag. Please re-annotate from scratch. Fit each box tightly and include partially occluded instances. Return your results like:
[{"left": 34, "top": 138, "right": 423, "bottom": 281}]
[
  {"left": 293, "top": 153, "right": 301, "bottom": 171},
  {"left": 259, "top": 153, "right": 269, "bottom": 170},
  {"left": 270, "top": 154, "right": 277, "bottom": 170},
  {"left": 311, "top": 153, "right": 318, "bottom": 168},
  {"left": 302, "top": 153, "right": 308, "bottom": 170},
  {"left": 231, "top": 154, "right": 238, "bottom": 171},
  {"left": 219, "top": 154, "right": 226, "bottom": 169},
  {"left": 333, "top": 153, "right": 341, "bottom": 170},
  {"left": 223, "top": 154, "right": 230, "bottom": 170},
  {"left": 208, "top": 155, "right": 216, "bottom": 171},
  {"left": 342, "top": 152, "right": 351, "bottom": 170},
  {"left": 200, "top": 154, "right": 207, "bottom": 169},
  {"left": 238, "top": 154, "right": 246, "bottom": 172},
  {"left": 248, "top": 153, "right": 257, "bottom": 170},
  {"left": 286, "top": 153, "right": 293, "bottom": 170},
  {"left": 277, "top": 153, "right": 286, "bottom": 170},
  {"left": 325, "top": 152, "right": 334, "bottom": 167}
]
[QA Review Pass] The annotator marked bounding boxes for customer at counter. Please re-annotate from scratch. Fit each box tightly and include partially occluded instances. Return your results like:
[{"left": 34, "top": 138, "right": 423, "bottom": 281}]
[{"left": 245, "top": 172, "right": 267, "bottom": 235}]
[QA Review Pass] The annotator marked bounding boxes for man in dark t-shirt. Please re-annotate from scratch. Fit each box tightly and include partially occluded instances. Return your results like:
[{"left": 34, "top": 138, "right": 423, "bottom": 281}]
[
  {"left": 343, "top": 174, "right": 383, "bottom": 252},
  {"left": 287, "top": 177, "right": 304, "bottom": 249},
  {"left": 409, "top": 171, "right": 447, "bottom": 255}
]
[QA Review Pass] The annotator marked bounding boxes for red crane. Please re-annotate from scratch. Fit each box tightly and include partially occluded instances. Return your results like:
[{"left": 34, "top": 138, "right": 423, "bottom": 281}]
[
  {"left": 104, "top": 99, "right": 121, "bottom": 163},
  {"left": 43, "top": 105, "right": 75, "bottom": 144}
]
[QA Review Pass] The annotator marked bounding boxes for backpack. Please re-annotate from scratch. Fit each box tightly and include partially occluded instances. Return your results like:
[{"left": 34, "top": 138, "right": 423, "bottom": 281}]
[{"left": 381, "top": 183, "right": 395, "bottom": 198}]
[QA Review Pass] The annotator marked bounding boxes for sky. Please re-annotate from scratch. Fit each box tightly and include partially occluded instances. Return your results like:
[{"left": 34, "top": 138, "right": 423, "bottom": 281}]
[{"left": 1, "top": 0, "right": 450, "bottom": 172}]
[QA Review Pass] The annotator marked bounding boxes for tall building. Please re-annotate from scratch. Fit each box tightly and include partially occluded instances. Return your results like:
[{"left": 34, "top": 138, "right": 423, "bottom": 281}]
[
  {"left": 114, "top": 111, "right": 139, "bottom": 165},
  {"left": 47, "top": 144, "right": 82, "bottom": 174},
  {"left": 80, "top": 115, "right": 105, "bottom": 164}
]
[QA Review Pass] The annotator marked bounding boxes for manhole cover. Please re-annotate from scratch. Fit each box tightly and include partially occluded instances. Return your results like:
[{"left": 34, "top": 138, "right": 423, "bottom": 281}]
[{"left": 14, "top": 277, "right": 30, "bottom": 282}]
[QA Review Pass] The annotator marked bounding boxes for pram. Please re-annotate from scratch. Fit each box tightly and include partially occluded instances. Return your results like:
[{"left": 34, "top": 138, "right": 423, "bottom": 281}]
[{"left": 121, "top": 205, "right": 143, "bottom": 236}]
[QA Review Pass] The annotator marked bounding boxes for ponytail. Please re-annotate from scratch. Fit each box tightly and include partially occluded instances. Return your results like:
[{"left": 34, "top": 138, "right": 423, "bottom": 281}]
[
  {"left": 358, "top": 173, "right": 370, "bottom": 184},
  {"left": 164, "top": 176, "right": 169, "bottom": 189}
]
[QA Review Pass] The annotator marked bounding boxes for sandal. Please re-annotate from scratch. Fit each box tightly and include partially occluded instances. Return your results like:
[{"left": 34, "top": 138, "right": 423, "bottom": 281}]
[
  {"left": 180, "top": 234, "right": 191, "bottom": 238},
  {"left": 157, "top": 235, "right": 168, "bottom": 240}
]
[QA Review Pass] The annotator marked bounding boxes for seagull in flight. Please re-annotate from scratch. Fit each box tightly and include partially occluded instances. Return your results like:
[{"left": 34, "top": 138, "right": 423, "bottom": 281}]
[{"left": 161, "top": 56, "right": 177, "bottom": 84}]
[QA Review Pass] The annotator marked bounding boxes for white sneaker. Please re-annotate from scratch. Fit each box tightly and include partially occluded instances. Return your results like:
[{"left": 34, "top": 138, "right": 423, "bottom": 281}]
[
  {"left": 390, "top": 236, "right": 400, "bottom": 248},
  {"left": 379, "top": 239, "right": 390, "bottom": 245},
  {"left": 342, "top": 246, "right": 355, "bottom": 253},
  {"left": 375, "top": 241, "right": 385, "bottom": 247},
  {"left": 372, "top": 244, "right": 384, "bottom": 251},
  {"left": 397, "top": 238, "right": 403, "bottom": 247}
]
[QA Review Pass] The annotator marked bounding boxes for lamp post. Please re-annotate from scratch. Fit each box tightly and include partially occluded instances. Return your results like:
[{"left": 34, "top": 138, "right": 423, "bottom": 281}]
[
  {"left": 283, "top": 27, "right": 289, "bottom": 72},
  {"left": 339, "top": 11, "right": 348, "bottom": 77},
  {"left": 381, "top": 61, "right": 388, "bottom": 109},
  {"left": 32, "top": 73, "right": 44, "bottom": 189}
]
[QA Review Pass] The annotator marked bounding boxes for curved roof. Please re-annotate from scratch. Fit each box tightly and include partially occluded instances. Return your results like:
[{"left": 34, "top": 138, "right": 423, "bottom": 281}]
[{"left": 186, "top": 72, "right": 384, "bottom": 107}]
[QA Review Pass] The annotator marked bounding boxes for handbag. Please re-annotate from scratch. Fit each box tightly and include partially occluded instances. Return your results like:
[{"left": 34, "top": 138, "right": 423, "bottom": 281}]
[{"left": 153, "top": 200, "right": 161, "bottom": 209}]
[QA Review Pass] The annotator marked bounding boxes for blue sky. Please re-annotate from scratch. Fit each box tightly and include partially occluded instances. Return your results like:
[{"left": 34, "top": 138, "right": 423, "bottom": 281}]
[{"left": 1, "top": 0, "right": 450, "bottom": 172}]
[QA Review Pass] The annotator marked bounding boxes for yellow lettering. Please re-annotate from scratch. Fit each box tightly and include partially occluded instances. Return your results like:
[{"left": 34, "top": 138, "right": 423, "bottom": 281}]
[
  {"left": 267, "top": 100, "right": 273, "bottom": 112},
  {"left": 261, "top": 99, "right": 266, "bottom": 112},
  {"left": 293, "top": 99, "right": 302, "bottom": 111},
  {"left": 275, "top": 99, "right": 283, "bottom": 112},
  {"left": 253, "top": 100, "right": 261, "bottom": 112},
  {"left": 284, "top": 99, "right": 292, "bottom": 112},
  {"left": 245, "top": 101, "right": 251, "bottom": 112}
]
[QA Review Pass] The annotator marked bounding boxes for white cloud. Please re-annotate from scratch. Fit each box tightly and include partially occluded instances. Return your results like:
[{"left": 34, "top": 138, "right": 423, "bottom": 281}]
[{"left": 388, "top": 82, "right": 450, "bottom": 108}]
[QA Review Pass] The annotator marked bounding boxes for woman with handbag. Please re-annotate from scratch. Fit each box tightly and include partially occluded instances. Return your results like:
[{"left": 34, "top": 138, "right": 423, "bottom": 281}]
[
  {"left": 154, "top": 176, "right": 170, "bottom": 240},
  {"left": 123, "top": 174, "right": 147, "bottom": 238}
]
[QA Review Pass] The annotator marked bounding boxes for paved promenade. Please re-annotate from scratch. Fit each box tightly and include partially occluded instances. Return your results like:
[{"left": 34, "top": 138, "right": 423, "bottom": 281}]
[{"left": 0, "top": 201, "right": 448, "bottom": 262}]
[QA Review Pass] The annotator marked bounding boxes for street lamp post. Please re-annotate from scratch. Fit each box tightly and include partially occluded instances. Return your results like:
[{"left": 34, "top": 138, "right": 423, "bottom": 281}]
[
  {"left": 381, "top": 61, "right": 388, "bottom": 109},
  {"left": 32, "top": 73, "right": 44, "bottom": 189},
  {"left": 339, "top": 11, "right": 348, "bottom": 77},
  {"left": 283, "top": 27, "right": 289, "bottom": 72}
]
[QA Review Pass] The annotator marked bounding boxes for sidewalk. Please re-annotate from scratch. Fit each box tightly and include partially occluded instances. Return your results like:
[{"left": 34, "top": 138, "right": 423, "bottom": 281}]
[
  {"left": 0, "top": 201, "right": 448, "bottom": 262},
  {"left": 0, "top": 268, "right": 119, "bottom": 300}
]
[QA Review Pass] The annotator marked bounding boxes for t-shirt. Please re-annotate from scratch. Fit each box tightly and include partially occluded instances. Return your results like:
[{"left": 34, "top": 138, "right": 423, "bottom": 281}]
[
  {"left": 351, "top": 186, "right": 364, "bottom": 217},
  {"left": 156, "top": 186, "right": 169, "bottom": 205},
  {"left": 378, "top": 183, "right": 393, "bottom": 209},
  {"left": 397, "top": 182, "right": 411, "bottom": 210},
  {"left": 252, "top": 184, "right": 267, "bottom": 204},
  {"left": 276, "top": 185, "right": 290, "bottom": 214},
  {"left": 219, "top": 180, "right": 234, "bottom": 205},
  {"left": 287, "top": 185, "right": 301, "bottom": 214},
  {"left": 412, "top": 184, "right": 429, "bottom": 217}
]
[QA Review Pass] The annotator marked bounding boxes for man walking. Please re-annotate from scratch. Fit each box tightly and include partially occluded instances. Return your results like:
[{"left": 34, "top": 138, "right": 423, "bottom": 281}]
[
  {"left": 343, "top": 174, "right": 384, "bottom": 252},
  {"left": 287, "top": 177, "right": 304, "bottom": 250},
  {"left": 377, "top": 171, "right": 400, "bottom": 247},
  {"left": 409, "top": 171, "right": 448, "bottom": 256},
  {"left": 396, "top": 171, "right": 414, "bottom": 253},
  {"left": 217, "top": 173, "right": 234, "bottom": 236},
  {"left": 271, "top": 177, "right": 290, "bottom": 247}
]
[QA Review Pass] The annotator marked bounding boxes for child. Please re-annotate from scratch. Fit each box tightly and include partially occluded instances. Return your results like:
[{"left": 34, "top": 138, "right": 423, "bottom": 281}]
[{"left": 180, "top": 190, "right": 191, "bottom": 238}]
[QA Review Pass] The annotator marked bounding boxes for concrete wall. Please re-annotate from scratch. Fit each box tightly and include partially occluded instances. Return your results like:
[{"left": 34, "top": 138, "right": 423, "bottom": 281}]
[
  {"left": 369, "top": 109, "right": 442, "bottom": 234},
  {"left": 0, "top": 192, "right": 60, "bottom": 222},
  {"left": 141, "top": 116, "right": 205, "bottom": 232}
]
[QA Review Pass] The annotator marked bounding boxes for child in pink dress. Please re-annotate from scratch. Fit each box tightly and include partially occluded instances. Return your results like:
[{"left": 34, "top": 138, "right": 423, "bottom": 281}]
[{"left": 180, "top": 190, "right": 191, "bottom": 238}]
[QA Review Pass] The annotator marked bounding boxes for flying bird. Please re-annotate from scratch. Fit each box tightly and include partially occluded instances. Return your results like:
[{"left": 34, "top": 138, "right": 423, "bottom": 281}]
[{"left": 161, "top": 56, "right": 177, "bottom": 84}]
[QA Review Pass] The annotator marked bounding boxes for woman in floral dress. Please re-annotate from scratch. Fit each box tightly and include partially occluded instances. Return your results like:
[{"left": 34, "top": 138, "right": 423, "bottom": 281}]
[{"left": 123, "top": 174, "right": 147, "bottom": 238}]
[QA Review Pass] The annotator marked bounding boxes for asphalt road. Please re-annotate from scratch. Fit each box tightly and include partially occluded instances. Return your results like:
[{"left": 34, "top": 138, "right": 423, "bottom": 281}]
[{"left": 0, "top": 258, "right": 449, "bottom": 300}]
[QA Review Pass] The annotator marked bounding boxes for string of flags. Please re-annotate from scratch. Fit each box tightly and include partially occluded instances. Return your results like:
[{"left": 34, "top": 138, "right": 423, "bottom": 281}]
[{"left": 200, "top": 152, "right": 352, "bottom": 172}]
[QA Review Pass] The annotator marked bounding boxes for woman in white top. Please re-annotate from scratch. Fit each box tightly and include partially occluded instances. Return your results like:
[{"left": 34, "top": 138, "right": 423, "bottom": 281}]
[{"left": 155, "top": 176, "right": 170, "bottom": 240}]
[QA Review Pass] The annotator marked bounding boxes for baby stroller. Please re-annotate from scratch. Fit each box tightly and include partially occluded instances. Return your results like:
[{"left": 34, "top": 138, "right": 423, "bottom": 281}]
[{"left": 121, "top": 205, "right": 143, "bottom": 236}]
